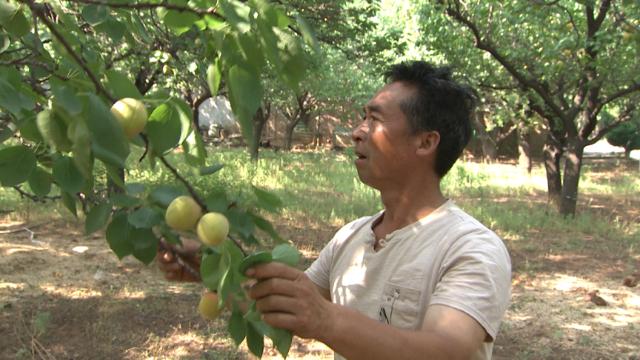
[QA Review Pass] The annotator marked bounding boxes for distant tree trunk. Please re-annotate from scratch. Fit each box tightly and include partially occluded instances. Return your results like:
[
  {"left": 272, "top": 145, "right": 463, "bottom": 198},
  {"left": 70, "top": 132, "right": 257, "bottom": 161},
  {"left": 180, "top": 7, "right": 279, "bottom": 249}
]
[
  {"left": 250, "top": 103, "right": 271, "bottom": 161},
  {"left": 284, "top": 117, "right": 302, "bottom": 151},
  {"left": 284, "top": 91, "right": 313, "bottom": 151},
  {"left": 517, "top": 120, "right": 532, "bottom": 173},
  {"left": 471, "top": 112, "right": 498, "bottom": 161},
  {"left": 542, "top": 129, "right": 563, "bottom": 209},
  {"left": 560, "top": 138, "right": 584, "bottom": 216}
]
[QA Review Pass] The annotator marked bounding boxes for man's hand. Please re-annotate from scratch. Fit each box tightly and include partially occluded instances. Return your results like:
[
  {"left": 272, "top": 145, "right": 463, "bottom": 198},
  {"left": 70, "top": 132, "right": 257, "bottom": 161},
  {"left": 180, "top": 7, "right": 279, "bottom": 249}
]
[
  {"left": 157, "top": 238, "right": 202, "bottom": 282},
  {"left": 246, "top": 262, "right": 334, "bottom": 340}
]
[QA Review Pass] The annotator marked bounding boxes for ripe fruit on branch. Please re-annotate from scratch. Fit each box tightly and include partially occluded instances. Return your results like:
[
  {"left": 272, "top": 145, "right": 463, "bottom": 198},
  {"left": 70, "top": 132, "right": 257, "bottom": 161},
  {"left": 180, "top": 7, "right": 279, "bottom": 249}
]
[
  {"left": 165, "top": 196, "right": 203, "bottom": 231},
  {"left": 198, "top": 291, "right": 222, "bottom": 320},
  {"left": 110, "top": 98, "right": 148, "bottom": 139},
  {"left": 197, "top": 212, "right": 230, "bottom": 246}
]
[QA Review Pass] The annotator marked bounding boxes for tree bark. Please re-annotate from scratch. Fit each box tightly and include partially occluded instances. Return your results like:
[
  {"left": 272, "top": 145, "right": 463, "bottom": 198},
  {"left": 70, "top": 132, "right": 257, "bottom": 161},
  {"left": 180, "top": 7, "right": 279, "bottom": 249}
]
[
  {"left": 471, "top": 112, "right": 498, "bottom": 161},
  {"left": 542, "top": 131, "right": 563, "bottom": 208},
  {"left": 517, "top": 121, "right": 532, "bottom": 173},
  {"left": 559, "top": 139, "right": 585, "bottom": 216},
  {"left": 250, "top": 104, "right": 270, "bottom": 161}
]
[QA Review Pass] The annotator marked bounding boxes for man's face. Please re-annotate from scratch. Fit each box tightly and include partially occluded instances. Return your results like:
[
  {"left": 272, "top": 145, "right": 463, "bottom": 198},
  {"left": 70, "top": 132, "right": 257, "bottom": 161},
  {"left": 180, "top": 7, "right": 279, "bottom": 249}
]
[{"left": 351, "top": 82, "right": 421, "bottom": 190}]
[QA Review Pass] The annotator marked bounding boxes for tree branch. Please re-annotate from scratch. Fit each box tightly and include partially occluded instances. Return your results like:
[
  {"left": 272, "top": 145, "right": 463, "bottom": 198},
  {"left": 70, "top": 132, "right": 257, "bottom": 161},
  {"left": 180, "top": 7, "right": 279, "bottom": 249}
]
[
  {"left": 25, "top": 0, "right": 116, "bottom": 103},
  {"left": 66, "top": 0, "right": 224, "bottom": 20},
  {"left": 12, "top": 186, "right": 61, "bottom": 203},
  {"left": 440, "top": 0, "right": 569, "bottom": 125}
]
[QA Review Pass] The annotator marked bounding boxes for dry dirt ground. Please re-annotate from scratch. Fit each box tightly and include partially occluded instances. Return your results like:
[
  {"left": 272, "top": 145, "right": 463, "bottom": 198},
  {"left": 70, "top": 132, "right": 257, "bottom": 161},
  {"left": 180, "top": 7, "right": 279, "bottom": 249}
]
[{"left": 1, "top": 168, "right": 638, "bottom": 359}]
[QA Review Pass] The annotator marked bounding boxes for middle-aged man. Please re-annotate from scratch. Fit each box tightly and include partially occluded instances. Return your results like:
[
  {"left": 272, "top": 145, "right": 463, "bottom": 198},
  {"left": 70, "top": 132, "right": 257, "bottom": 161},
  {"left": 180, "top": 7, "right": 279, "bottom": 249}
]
[{"left": 160, "top": 61, "right": 511, "bottom": 360}]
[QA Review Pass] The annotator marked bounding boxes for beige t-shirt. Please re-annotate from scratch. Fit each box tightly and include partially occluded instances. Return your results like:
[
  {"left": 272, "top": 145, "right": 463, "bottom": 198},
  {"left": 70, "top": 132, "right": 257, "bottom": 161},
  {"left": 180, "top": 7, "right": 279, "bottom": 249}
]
[{"left": 305, "top": 200, "right": 511, "bottom": 360}]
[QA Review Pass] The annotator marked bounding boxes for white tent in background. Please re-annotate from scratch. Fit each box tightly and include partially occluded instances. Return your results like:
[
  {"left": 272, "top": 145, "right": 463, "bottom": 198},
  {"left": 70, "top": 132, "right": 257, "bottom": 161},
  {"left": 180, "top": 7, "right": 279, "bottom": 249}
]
[
  {"left": 583, "top": 139, "right": 625, "bottom": 156},
  {"left": 197, "top": 96, "right": 238, "bottom": 135}
]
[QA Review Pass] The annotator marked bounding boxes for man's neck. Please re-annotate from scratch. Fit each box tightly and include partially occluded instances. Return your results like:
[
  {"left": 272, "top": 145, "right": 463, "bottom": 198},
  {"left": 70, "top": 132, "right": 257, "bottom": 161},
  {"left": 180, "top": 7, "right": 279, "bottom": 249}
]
[{"left": 373, "top": 180, "right": 446, "bottom": 242}]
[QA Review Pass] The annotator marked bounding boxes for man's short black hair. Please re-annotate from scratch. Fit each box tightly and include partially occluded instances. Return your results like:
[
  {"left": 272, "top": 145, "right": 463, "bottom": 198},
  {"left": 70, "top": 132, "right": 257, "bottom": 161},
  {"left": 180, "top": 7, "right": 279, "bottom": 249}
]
[{"left": 384, "top": 61, "right": 476, "bottom": 177}]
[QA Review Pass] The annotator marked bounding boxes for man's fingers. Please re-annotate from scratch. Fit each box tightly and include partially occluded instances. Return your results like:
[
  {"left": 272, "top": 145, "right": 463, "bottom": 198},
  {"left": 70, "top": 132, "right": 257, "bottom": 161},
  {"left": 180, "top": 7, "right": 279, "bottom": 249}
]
[
  {"left": 255, "top": 294, "right": 298, "bottom": 314},
  {"left": 246, "top": 262, "right": 300, "bottom": 281},
  {"left": 261, "top": 312, "right": 297, "bottom": 332},
  {"left": 249, "top": 278, "right": 297, "bottom": 299}
]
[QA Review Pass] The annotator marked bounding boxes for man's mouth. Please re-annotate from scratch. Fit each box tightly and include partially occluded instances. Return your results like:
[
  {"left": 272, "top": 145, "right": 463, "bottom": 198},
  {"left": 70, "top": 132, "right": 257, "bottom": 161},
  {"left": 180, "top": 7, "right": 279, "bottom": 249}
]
[{"left": 355, "top": 151, "right": 367, "bottom": 160}]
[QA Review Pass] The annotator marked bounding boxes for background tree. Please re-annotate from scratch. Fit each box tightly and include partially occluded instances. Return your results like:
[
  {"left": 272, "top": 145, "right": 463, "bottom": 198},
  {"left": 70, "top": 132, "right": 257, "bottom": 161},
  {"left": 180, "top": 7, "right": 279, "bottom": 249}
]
[
  {"left": 605, "top": 112, "right": 640, "bottom": 158},
  {"left": 428, "top": 0, "right": 640, "bottom": 215}
]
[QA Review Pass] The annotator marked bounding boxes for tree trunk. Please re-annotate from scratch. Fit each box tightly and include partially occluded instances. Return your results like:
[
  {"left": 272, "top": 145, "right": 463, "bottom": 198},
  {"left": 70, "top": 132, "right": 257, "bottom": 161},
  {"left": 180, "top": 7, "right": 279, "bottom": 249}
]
[
  {"left": 559, "top": 139, "right": 584, "bottom": 216},
  {"left": 542, "top": 132, "right": 563, "bottom": 208},
  {"left": 284, "top": 119, "right": 300, "bottom": 151},
  {"left": 471, "top": 112, "right": 498, "bottom": 161},
  {"left": 517, "top": 121, "right": 532, "bottom": 173},
  {"left": 250, "top": 105, "right": 270, "bottom": 161}
]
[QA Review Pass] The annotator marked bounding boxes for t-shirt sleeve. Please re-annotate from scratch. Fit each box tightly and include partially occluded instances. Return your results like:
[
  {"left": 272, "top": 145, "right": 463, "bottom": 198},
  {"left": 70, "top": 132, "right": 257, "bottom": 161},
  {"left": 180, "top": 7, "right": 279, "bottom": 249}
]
[
  {"left": 305, "top": 238, "right": 334, "bottom": 290},
  {"left": 305, "top": 216, "right": 373, "bottom": 291},
  {"left": 428, "top": 230, "right": 512, "bottom": 340}
]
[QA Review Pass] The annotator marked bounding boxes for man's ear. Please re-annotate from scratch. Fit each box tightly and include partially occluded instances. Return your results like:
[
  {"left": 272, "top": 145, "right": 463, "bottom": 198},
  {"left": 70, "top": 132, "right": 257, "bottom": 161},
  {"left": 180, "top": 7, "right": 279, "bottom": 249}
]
[{"left": 416, "top": 131, "right": 440, "bottom": 156}]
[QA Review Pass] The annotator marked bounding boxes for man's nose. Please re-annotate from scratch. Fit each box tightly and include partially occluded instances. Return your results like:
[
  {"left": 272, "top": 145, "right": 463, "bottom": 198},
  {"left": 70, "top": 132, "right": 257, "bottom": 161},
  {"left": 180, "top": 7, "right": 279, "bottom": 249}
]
[{"left": 351, "top": 120, "right": 368, "bottom": 143}]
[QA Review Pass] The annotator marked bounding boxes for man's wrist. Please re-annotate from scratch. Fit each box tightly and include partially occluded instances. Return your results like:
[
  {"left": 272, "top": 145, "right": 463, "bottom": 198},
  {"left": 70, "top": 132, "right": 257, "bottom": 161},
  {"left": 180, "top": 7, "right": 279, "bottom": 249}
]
[{"left": 316, "top": 301, "right": 341, "bottom": 345}]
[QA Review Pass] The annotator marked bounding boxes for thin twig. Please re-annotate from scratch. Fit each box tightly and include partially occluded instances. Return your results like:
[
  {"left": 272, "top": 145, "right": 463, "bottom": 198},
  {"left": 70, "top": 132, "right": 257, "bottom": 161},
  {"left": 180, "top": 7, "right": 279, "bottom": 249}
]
[
  {"left": 158, "top": 155, "right": 207, "bottom": 210},
  {"left": 12, "top": 186, "right": 61, "bottom": 203},
  {"left": 24, "top": 0, "right": 116, "bottom": 103},
  {"left": 66, "top": 0, "right": 223, "bottom": 19}
]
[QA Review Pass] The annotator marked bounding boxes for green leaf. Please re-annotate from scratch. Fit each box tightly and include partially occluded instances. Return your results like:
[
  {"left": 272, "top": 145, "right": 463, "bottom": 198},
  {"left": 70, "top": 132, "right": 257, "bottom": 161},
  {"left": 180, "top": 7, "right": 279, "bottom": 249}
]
[
  {"left": 61, "top": 191, "right": 77, "bottom": 218},
  {"left": 105, "top": 213, "right": 134, "bottom": 259},
  {"left": 125, "top": 182, "right": 146, "bottom": 195},
  {"left": 271, "top": 327, "right": 293, "bottom": 358},
  {"left": 252, "top": 186, "right": 282, "bottom": 213},
  {"left": 206, "top": 60, "right": 222, "bottom": 97},
  {"left": 17, "top": 114, "right": 42, "bottom": 143},
  {"left": 3, "top": 7, "right": 29, "bottom": 38},
  {"left": 104, "top": 163, "right": 125, "bottom": 190},
  {"left": 51, "top": 82, "right": 82, "bottom": 115},
  {"left": 0, "top": 1, "right": 18, "bottom": 24},
  {"left": 27, "top": 166, "right": 52, "bottom": 197},
  {"left": 0, "top": 125, "right": 12, "bottom": 143},
  {"left": 36, "top": 110, "right": 72, "bottom": 152},
  {"left": 204, "top": 190, "right": 229, "bottom": 213},
  {"left": 225, "top": 208, "right": 255, "bottom": 238},
  {"left": 246, "top": 321, "right": 264, "bottom": 358},
  {"left": 85, "top": 201, "right": 112, "bottom": 235},
  {"left": 228, "top": 308, "right": 247, "bottom": 346},
  {"left": 110, "top": 193, "right": 141, "bottom": 208},
  {"left": 199, "top": 164, "right": 224, "bottom": 176},
  {"left": 0, "top": 145, "right": 36, "bottom": 186},
  {"left": 82, "top": 94, "right": 130, "bottom": 167},
  {"left": 131, "top": 227, "right": 159, "bottom": 264},
  {"left": 163, "top": 9, "right": 199, "bottom": 35},
  {"left": 68, "top": 119, "right": 93, "bottom": 179},
  {"left": 238, "top": 251, "right": 272, "bottom": 275},
  {"left": 94, "top": 18, "right": 125, "bottom": 42},
  {"left": 227, "top": 64, "right": 261, "bottom": 149},
  {"left": 271, "top": 244, "right": 300, "bottom": 267},
  {"left": 0, "top": 78, "right": 33, "bottom": 116},
  {"left": 219, "top": 0, "right": 251, "bottom": 33},
  {"left": 81, "top": 5, "right": 109, "bottom": 26},
  {"left": 169, "top": 98, "right": 193, "bottom": 146},
  {"left": 146, "top": 102, "right": 182, "bottom": 154},
  {"left": 200, "top": 250, "right": 223, "bottom": 290},
  {"left": 251, "top": 213, "right": 284, "bottom": 243},
  {"left": 237, "top": 33, "right": 265, "bottom": 72},
  {"left": 0, "top": 31, "right": 11, "bottom": 53},
  {"left": 105, "top": 70, "right": 143, "bottom": 99},
  {"left": 52, "top": 155, "right": 84, "bottom": 193},
  {"left": 148, "top": 185, "right": 184, "bottom": 207},
  {"left": 127, "top": 207, "right": 163, "bottom": 228}
]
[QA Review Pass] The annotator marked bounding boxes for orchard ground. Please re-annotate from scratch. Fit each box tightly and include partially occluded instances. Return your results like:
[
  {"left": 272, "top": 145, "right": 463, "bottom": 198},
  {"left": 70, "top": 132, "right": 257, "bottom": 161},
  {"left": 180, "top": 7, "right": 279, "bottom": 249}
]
[{"left": 1, "top": 149, "right": 639, "bottom": 360}]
